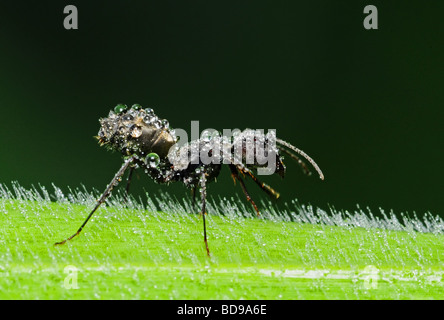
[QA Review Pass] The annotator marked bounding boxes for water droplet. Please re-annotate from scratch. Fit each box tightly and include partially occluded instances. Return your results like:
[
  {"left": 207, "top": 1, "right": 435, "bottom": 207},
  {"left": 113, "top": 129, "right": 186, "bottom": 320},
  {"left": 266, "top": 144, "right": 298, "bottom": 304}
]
[
  {"left": 131, "top": 126, "right": 142, "bottom": 138},
  {"left": 146, "top": 153, "right": 160, "bottom": 168},
  {"left": 114, "top": 103, "right": 128, "bottom": 114},
  {"left": 117, "top": 126, "right": 126, "bottom": 135},
  {"left": 201, "top": 130, "right": 213, "bottom": 142},
  {"left": 161, "top": 119, "right": 169, "bottom": 129},
  {"left": 122, "top": 114, "right": 134, "bottom": 121}
]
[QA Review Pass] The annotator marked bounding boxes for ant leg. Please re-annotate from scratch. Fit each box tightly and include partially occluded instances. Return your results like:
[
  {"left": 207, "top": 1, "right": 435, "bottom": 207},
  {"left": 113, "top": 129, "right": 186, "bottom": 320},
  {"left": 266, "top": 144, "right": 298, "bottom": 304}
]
[
  {"left": 237, "top": 164, "right": 281, "bottom": 200},
  {"left": 229, "top": 165, "right": 261, "bottom": 216},
  {"left": 54, "top": 156, "right": 135, "bottom": 246},
  {"left": 124, "top": 166, "right": 135, "bottom": 202},
  {"left": 191, "top": 187, "right": 197, "bottom": 213},
  {"left": 199, "top": 173, "right": 210, "bottom": 257}
]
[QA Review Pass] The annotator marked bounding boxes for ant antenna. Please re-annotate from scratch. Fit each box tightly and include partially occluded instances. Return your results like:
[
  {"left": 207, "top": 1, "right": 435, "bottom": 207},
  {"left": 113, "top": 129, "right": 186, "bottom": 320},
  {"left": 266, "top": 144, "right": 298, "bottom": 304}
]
[{"left": 276, "top": 138, "right": 324, "bottom": 180}]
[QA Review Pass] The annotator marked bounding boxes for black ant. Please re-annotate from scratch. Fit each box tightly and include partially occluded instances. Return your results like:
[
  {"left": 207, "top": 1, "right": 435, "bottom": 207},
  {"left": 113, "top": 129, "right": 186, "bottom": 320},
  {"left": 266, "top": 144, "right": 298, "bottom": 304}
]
[{"left": 55, "top": 104, "right": 324, "bottom": 256}]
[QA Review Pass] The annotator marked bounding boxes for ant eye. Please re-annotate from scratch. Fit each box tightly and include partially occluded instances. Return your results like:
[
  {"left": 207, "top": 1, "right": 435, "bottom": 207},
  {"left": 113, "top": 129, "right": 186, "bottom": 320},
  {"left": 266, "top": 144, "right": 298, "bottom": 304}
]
[
  {"left": 146, "top": 152, "right": 160, "bottom": 168},
  {"left": 131, "top": 104, "right": 142, "bottom": 110},
  {"left": 98, "top": 128, "right": 105, "bottom": 138},
  {"left": 114, "top": 104, "right": 128, "bottom": 114}
]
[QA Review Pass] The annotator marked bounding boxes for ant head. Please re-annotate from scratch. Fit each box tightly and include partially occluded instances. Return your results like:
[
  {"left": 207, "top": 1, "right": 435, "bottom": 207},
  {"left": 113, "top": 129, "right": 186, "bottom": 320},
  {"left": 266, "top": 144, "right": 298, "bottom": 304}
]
[{"left": 97, "top": 104, "right": 177, "bottom": 158}]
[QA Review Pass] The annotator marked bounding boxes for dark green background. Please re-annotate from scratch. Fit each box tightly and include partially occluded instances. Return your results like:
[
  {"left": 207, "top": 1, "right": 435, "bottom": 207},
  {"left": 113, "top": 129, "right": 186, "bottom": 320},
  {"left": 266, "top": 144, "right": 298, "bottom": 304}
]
[{"left": 0, "top": 1, "right": 442, "bottom": 217}]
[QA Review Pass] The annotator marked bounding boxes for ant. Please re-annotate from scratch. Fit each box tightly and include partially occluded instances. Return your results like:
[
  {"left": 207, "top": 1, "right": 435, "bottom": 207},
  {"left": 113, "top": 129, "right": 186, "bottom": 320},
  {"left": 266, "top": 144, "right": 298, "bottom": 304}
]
[{"left": 55, "top": 104, "right": 324, "bottom": 256}]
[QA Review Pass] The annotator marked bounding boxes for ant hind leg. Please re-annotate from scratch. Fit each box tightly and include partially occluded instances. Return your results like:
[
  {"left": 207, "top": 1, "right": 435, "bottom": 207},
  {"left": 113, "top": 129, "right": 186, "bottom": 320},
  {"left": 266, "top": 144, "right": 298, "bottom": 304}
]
[
  {"left": 199, "top": 173, "right": 210, "bottom": 257},
  {"left": 229, "top": 164, "right": 261, "bottom": 217}
]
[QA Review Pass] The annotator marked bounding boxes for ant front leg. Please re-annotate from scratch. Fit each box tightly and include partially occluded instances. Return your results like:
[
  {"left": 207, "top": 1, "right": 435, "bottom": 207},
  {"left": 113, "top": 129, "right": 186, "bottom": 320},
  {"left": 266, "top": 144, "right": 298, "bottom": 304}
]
[{"left": 54, "top": 156, "right": 135, "bottom": 246}]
